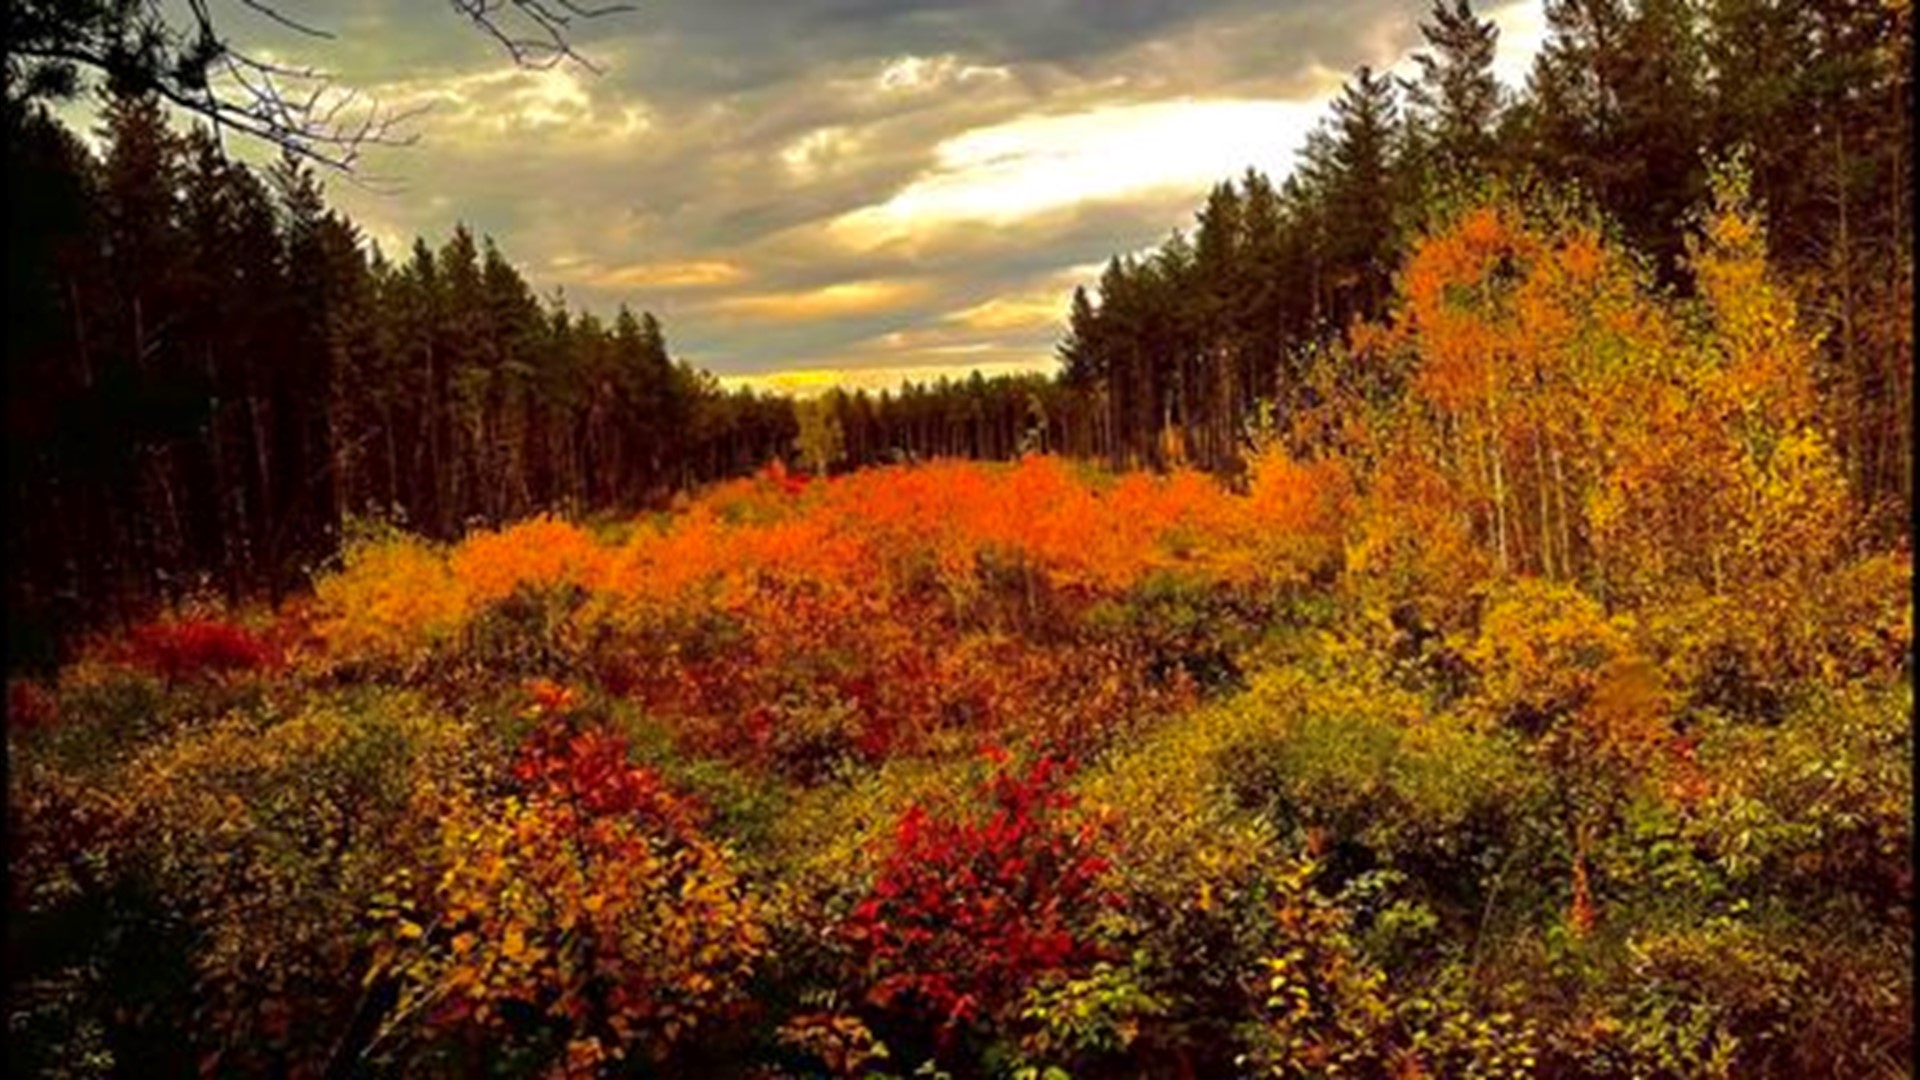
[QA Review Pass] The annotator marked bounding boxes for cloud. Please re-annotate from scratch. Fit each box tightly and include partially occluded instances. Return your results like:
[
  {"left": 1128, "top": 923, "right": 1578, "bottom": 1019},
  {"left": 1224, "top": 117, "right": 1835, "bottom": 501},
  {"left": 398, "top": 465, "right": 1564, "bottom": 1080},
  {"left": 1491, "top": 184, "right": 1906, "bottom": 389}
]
[
  {"left": 828, "top": 98, "right": 1322, "bottom": 241},
  {"left": 171, "top": 0, "right": 1551, "bottom": 390},
  {"left": 944, "top": 293, "right": 1067, "bottom": 334},
  {"left": 579, "top": 260, "right": 748, "bottom": 290},
  {"left": 1488, "top": 0, "right": 1551, "bottom": 90},
  {"left": 709, "top": 279, "right": 931, "bottom": 321}
]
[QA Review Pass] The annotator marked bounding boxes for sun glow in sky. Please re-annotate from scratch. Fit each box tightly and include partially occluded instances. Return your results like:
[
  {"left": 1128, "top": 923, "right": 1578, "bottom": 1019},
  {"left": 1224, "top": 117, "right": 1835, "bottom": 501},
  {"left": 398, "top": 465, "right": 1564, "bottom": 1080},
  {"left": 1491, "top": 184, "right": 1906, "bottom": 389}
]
[
  {"left": 186, "top": 0, "right": 1549, "bottom": 393},
  {"left": 833, "top": 98, "right": 1325, "bottom": 239}
]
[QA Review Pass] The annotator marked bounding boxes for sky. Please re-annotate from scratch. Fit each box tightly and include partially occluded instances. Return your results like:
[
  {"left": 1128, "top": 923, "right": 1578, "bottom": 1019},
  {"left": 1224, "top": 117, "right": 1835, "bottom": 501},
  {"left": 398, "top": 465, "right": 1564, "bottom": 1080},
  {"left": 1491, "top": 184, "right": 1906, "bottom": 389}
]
[{"left": 180, "top": 0, "right": 1548, "bottom": 394}]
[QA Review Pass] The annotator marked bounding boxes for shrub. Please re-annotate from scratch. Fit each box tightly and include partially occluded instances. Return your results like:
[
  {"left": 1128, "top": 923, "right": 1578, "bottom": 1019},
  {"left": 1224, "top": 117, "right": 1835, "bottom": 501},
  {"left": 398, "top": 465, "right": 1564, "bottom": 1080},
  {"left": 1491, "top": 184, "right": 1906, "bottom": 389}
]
[
  {"left": 7, "top": 678, "right": 58, "bottom": 731},
  {"left": 1236, "top": 859, "right": 1539, "bottom": 1079},
  {"left": 1646, "top": 550, "right": 1912, "bottom": 720},
  {"left": 10, "top": 663, "right": 276, "bottom": 782},
  {"left": 121, "top": 617, "right": 278, "bottom": 682},
  {"left": 1465, "top": 578, "right": 1635, "bottom": 735},
  {"left": 7, "top": 673, "right": 178, "bottom": 780},
  {"left": 1599, "top": 919, "right": 1808, "bottom": 1078},
  {"left": 1685, "top": 683, "right": 1911, "bottom": 907},
  {"left": 370, "top": 704, "right": 767, "bottom": 1072},
  {"left": 1086, "top": 571, "right": 1261, "bottom": 694},
  {"left": 1216, "top": 654, "right": 1548, "bottom": 908},
  {"left": 439, "top": 582, "right": 590, "bottom": 685},
  {"left": 1008, "top": 959, "right": 1168, "bottom": 1078},
  {"left": 19, "top": 690, "right": 483, "bottom": 1075},
  {"left": 1238, "top": 448, "right": 1354, "bottom": 588},
  {"left": 841, "top": 754, "right": 1116, "bottom": 1056},
  {"left": 313, "top": 534, "right": 470, "bottom": 670}
]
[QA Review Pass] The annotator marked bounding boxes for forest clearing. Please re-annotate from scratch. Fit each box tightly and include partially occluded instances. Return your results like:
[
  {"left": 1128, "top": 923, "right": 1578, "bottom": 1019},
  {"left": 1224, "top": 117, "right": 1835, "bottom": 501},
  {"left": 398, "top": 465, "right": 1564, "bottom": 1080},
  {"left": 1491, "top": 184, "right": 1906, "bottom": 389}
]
[{"left": 11, "top": 178, "right": 1912, "bottom": 1076}]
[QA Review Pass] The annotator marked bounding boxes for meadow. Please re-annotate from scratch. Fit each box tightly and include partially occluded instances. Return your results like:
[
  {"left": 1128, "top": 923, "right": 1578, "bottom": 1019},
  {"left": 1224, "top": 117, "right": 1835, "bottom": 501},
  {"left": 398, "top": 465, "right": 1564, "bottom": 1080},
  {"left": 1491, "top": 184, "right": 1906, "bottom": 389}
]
[{"left": 9, "top": 182, "right": 1911, "bottom": 1078}]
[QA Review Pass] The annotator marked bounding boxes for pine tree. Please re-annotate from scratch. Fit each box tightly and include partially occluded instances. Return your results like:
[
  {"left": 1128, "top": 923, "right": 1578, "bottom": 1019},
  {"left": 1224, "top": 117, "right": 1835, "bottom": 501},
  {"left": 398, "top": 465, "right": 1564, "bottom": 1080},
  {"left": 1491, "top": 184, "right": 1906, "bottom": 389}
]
[
  {"left": 1319, "top": 66, "right": 1405, "bottom": 323},
  {"left": 1406, "top": 0, "right": 1503, "bottom": 180}
]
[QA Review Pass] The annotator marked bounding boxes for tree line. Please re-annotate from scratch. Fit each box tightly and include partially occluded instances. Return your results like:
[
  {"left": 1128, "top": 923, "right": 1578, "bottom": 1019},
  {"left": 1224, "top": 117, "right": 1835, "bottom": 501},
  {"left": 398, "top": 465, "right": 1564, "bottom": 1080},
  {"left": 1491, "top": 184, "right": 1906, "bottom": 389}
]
[
  {"left": 5, "top": 94, "right": 796, "bottom": 664},
  {"left": 1054, "top": 0, "right": 1912, "bottom": 531},
  {"left": 792, "top": 373, "right": 1106, "bottom": 474}
]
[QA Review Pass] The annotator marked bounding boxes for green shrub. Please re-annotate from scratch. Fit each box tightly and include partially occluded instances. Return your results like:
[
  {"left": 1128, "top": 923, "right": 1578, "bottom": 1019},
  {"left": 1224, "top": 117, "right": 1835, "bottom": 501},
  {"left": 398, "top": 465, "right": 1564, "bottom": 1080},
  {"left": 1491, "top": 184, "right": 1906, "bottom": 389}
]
[
  {"left": 1216, "top": 655, "right": 1551, "bottom": 918},
  {"left": 10, "top": 689, "right": 484, "bottom": 1075}
]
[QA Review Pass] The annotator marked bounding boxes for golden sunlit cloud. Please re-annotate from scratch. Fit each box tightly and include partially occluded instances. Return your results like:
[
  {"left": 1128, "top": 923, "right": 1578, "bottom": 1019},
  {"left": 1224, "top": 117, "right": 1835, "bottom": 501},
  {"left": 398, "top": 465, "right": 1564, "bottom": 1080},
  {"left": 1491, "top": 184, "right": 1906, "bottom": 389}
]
[
  {"left": 875, "top": 54, "right": 1012, "bottom": 93},
  {"left": 944, "top": 292, "right": 1068, "bottom": 333},
  {"left": 366, "top": 64, "right": 659, "bottom": 141},
  {"left": 710, "top": 279, "right": 927, "bottom": 321},
  {"left": 585, "top": 260, "right": 748, "bottom": 289},
  {"left": 310, "top": 3, "right": 1554, "bottom": 382},
  {"left": 780, "top": 125, "right": 865, "bottom": 179},
  {"left": 829, "top": 98, "right": 1322, "bottom": 241},
  {"left": 414, "top": 67, "right": 588, "bottom": 129}
]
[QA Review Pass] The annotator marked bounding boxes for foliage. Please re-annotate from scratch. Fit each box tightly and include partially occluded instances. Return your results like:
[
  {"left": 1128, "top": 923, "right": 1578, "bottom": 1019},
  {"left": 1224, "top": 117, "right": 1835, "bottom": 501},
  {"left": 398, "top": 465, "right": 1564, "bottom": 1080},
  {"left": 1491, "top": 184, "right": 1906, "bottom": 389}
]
[
  {"left": 7, "top": 167, "right": 1912, "bottom": 1077},
  {"left": 369, "top": 688, "right": 767, "bottom": 1072},
  {"left": 1237, "top": 859, "right": 1539, "bottom": 1079},
  {"left": 841, "top": 755, "right": 1115, "bottom": 1049},
  {"left": 8, "top": 689, "right": 480, "bottom": 1075},
  {"left": 120, "top": 617, "right": 279, "bottom": 682}
]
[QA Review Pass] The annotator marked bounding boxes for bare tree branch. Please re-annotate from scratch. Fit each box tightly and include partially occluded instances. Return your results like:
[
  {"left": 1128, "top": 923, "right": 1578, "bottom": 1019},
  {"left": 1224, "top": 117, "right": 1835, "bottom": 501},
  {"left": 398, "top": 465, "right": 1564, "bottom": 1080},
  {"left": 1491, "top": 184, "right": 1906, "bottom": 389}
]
[
  {"left": 5, "top": 0, "right": 631, "bottom": 170},
  {"left": 449, "top": 0, "right": 638, "bottom": 74}
]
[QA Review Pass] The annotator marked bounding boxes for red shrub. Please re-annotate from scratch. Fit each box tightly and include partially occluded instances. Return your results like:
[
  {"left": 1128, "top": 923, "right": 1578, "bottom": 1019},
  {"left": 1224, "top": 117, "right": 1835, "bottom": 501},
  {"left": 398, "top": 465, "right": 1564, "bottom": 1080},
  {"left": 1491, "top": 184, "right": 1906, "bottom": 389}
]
[
  {"left": 124, "top": 618, "right": 278, "bottom": 681},
  {"left": 844, "top": 754, "right": 1115, "bottom": 1037},
  {"left": 512, "top": 682, "right": 702, "bottom": 834},
  {"left": 7, "top": 680, "right": 57, "bottom": 731}
]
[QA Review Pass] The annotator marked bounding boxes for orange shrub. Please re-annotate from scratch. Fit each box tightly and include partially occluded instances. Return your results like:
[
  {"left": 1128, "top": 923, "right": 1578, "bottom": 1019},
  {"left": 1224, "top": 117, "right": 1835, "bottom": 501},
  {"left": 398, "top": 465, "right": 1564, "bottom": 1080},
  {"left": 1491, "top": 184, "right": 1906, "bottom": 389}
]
[
  {"left": 1239, "top": 449, "right": 1354, "bottom": 587},
  {"left": 449, "top": 516, "right": 610, "bottom": 606},
  {"left": 303, "top": 458, "right": 1281, "bottom": 767}
]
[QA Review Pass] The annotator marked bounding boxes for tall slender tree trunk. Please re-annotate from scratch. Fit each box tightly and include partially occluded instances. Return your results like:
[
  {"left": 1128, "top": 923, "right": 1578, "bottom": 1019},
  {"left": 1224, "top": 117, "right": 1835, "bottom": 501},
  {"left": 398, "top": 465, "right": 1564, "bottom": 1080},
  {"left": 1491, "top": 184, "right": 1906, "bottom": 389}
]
[
  {"left": 1551, "top": 439, "right": 1574, "bottom": 584},
  {"left": 1486, "top": 401, "right": 1510, "bottom": 576},
  {"left": 1827, "top": 125, "right": 1871, "bottom": 501},
  {"left": 1534, "top": 425, "right": 1555, "bottom": 579},
  {"left": 248, "top": 390, "right": 274, "bottom": 582}
]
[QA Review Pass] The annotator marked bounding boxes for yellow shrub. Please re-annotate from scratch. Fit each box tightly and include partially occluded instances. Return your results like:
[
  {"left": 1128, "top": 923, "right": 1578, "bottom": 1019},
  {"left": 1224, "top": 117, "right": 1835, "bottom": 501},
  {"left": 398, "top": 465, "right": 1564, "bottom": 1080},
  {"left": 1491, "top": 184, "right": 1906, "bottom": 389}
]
[
  {"left": 314, "top": 537, "right": 471, "bottom": 667},
  {"left": 1467, "top": 578, "right": 1636, "bottom": 730}
]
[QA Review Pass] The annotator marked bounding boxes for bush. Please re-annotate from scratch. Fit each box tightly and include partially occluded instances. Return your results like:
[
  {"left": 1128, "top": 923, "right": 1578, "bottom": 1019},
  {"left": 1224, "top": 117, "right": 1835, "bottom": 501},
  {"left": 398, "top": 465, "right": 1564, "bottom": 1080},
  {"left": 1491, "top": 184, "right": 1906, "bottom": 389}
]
[
  {"left": 1086, "top": 571, "right": 1262, "bottom": 694},
  {"left": 1075, "top": 695, "right": 1285, "bottom": 1067},
  {"left": 9, "top": 689, "right": 480, "bottom": 1076},
  {"left": 121, "top": 617, "right": 278, "bottom": 682},
  {"left": 1236, "top": 859, "right": 1539, "bottom": 1079},
  {"left": 1627, "top": 921, "right": 1805, "bottom": 1077},
  {"left": 1685, "top": 683, "right": 1911, "bottom": 908},
  {"left": 312, "top": 534, "right": 470, "bottom": 670},
  {"left": 8, "top": 662, "right": 279, "bottom": 782},
  {"left": 841, "top": 754, "right": 1116, "bottom": 1062},
  {"left": 438, "top": 581, "right": 590, "bottom": 685},
  {"left": 370, "top": 706, "right": 767, "bottom": 1073},
  {"left": 1645, "top": 551, "right": 1912, "bottom": 721},
  {"left": 1466, "top": 578, "right": 1636, "bottom": 735},
  {"left": 1217, "top": 654, "right": 1549, "bottom": 915}
]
